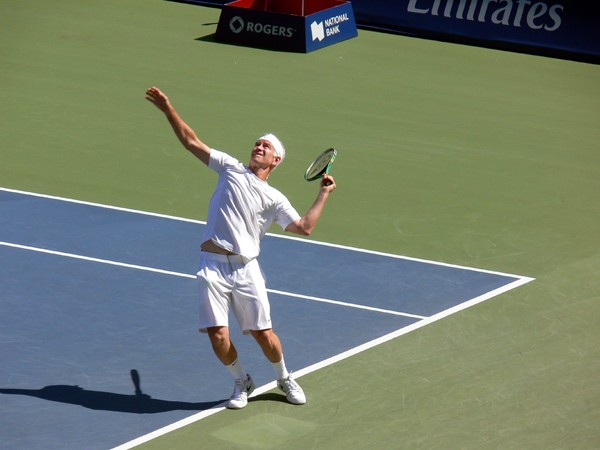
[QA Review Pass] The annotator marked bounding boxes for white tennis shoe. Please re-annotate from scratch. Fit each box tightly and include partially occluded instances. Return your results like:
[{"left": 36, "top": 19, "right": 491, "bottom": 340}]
[
  {"left": 277, "top": 373, "right": 306, "bottom": 405},
  {"left": 227, "top": 374, "right": 255, "bottom": 409}
]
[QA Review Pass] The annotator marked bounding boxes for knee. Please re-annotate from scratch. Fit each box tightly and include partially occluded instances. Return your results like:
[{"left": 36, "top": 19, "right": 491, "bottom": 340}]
[
  {"left": 207, "top": 326, "right": 229, "bottom": 346},
  {"left": 251, "top": 329, "right": 275, "bottom": 347}
]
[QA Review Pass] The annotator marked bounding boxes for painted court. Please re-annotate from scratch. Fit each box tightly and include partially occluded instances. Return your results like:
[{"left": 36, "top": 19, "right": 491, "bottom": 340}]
[
  {"left": 1, "top": 1, "right": 598, "bottom": 448},
  {"left": 0, "top": 188, "right": 532, "bottom": 449}
]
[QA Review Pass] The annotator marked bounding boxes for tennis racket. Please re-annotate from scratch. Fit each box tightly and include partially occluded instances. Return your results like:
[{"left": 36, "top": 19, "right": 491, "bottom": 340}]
[{"left": 304, "top": 148, "right": 337, "bottom": 182}]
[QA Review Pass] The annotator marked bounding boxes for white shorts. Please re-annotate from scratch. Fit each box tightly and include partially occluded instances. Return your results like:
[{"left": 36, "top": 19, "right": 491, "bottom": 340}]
[{"left": 196, "top": 252, "right": 272, "bottom": 335}]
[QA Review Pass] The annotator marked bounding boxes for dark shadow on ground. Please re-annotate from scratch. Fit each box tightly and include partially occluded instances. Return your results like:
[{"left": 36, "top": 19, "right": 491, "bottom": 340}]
[{"left": 0, "top": 370, "right": 225, "bottom": 414}]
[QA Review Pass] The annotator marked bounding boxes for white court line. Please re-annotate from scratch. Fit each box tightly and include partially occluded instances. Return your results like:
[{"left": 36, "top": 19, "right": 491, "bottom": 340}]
[
  {"left": 0, "top": 241, "right": 426, "bottom": 320},
  {"left": 0, "top": 187, "right": 204, "bottom": 225},
  {"left": 111, "top": 277, "right": 533, "bottom": 450},
  {"left": 0, "top": 186, "right": 530, "bottom": 279},
  {"left": 268, "top": 289, "right": 427, "bottom": 319},
  {"left": 0, "top": 187, "right": 535, "bottom": 449},
  {"left": 0, "top": 242, "right": 197, "bottom": 279}
]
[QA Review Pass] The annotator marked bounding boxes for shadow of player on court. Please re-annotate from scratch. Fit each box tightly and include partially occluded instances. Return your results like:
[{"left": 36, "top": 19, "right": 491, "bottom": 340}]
[{"left": 0, "top": 369, "right": 225, "bottom": 414}]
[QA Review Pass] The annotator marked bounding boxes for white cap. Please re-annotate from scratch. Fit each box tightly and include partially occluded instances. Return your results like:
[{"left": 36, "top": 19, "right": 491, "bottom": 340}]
[{"left": 259, "top": 133, "right": 285, "bottom": 162}]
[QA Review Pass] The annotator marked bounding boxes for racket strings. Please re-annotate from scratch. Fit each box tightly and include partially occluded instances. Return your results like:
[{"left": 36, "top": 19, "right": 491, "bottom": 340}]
[{"left": 305, "top": 148, "right": 337, "bottom": 181}]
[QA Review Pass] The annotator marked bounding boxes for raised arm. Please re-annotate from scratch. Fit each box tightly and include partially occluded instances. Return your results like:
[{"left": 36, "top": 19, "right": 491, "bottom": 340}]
[
  {"left": 145, "top": 86, "right": 211, "bottom": 165},
  {"left": 285, "top": 174, "right": 336, "bottom": 236}
]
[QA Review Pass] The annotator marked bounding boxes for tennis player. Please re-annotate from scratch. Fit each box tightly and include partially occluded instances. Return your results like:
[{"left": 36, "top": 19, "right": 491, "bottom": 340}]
[{"left": 145, "top": 87, "right": 336, "bottom": 409}]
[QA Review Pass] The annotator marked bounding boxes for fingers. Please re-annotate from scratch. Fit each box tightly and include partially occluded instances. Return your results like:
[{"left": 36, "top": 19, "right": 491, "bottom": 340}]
[
  {"left": 321, "top": 174, "right": 336, "bottom": 191},
  {"left": 144, "top": 86, "right": 170, "bottom": 112},
  {"left": 144, "top": 86, "right": 161, "bottom": 102}
]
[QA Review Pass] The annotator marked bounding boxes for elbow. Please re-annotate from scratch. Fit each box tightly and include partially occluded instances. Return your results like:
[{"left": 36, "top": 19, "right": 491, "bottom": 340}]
[
  {"left": 288, "top": 221, "right": 313, "bottom": 236},
  {"left": 300, "top": 223, "right": 316, "bottom": 236}
]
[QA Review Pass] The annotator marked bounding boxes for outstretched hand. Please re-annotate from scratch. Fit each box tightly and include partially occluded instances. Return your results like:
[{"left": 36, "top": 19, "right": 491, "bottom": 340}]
[{"left": 145, "top": 86, "right": 170, "bottom": 113}]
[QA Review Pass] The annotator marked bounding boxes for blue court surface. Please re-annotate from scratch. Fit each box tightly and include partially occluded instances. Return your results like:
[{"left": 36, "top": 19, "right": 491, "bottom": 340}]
[{"left": 0, "top": 188, "right": 533, "bottom": 450}]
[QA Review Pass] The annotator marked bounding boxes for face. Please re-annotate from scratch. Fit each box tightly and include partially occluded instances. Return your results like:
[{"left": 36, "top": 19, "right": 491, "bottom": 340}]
[{"left": 250, "top": 139, "right": 281, "bottom": 170}]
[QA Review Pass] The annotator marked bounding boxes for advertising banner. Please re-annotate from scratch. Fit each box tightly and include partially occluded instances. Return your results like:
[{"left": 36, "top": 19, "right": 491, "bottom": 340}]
[
  {"left": 350, "top": 0, "right": 599, "bottom": 61},
  {"left": 214, "top": 0, "right": 358, "bottom": 52},
  {"left": 174, "top": 0, "right": 599, "bottom": 61}
]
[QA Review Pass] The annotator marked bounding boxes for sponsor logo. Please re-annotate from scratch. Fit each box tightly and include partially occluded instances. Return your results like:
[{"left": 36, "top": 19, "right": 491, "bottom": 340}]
[
  {"left": 229, "top": 16, "right": 245, "bottom": 34},
  {"left": 228, "top": 15, "right": 295, "bottom": 37},
  {"left": 311, "top": 13, "right": 350, "bottom": 41},
  {"left": 311, "top": 21, "right": 325, "bottom": 41},
  {"left": 406, "top": 0, "right": 564, "bottom": 31}
]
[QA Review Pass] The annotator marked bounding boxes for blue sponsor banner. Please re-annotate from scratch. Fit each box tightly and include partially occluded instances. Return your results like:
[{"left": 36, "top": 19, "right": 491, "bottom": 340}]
[
  {"left": 178, "top": 0, "right": 599, "bottom": 61},
  {"left": 350, "top": 0, "right": 600, "bottom": 61},
  {"left": 305, "top": 3, "right": 359, "bottom": 52}
]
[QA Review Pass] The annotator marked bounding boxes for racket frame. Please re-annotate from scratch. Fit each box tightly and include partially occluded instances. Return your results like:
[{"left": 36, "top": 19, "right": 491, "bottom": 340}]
[{"left": 304, "top": 148, "right": 337, "bottom": 181}]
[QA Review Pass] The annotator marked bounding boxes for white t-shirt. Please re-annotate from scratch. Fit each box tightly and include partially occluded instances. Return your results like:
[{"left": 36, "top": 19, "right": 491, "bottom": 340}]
[{"left": 201, "top": 149, "right": 301, "bottom": 260}]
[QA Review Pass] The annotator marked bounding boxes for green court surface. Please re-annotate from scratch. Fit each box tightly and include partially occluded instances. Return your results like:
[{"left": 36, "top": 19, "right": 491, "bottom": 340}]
[{"left": 1, "top": 0, "right": 599, "bottom": 448}]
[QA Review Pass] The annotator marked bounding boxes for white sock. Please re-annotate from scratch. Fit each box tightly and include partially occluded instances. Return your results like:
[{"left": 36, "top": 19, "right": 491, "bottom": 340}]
[
  {"left": 226, "top": 359, "right": 247, "bottom": 380},
  {"left": 272, "top": 356, "right": 289, "bottom": 380}
]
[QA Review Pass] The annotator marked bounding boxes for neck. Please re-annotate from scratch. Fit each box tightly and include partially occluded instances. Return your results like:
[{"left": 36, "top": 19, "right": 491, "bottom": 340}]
[{"left": 250, "top": 165, "right": 271, "bottom": 181}]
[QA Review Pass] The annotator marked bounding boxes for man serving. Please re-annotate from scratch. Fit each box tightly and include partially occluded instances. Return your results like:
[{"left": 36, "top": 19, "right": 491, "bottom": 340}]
[{"left": 145, "top": 86, "right": 336, "bottom": 409}]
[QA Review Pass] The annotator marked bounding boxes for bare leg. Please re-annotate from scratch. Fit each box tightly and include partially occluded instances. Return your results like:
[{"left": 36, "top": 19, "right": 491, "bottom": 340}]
[
  {"left": 251, "top": 328, "right": 306, "bottom": 404},
  {"left": 207, "top": 326, "right": 237, "bottom": 365},
  {"left": 250, "top": 329, "right": 283, "bottom": 363},
  {"left": 210, "top": 326, "right": 254, "bottom": 409}
]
